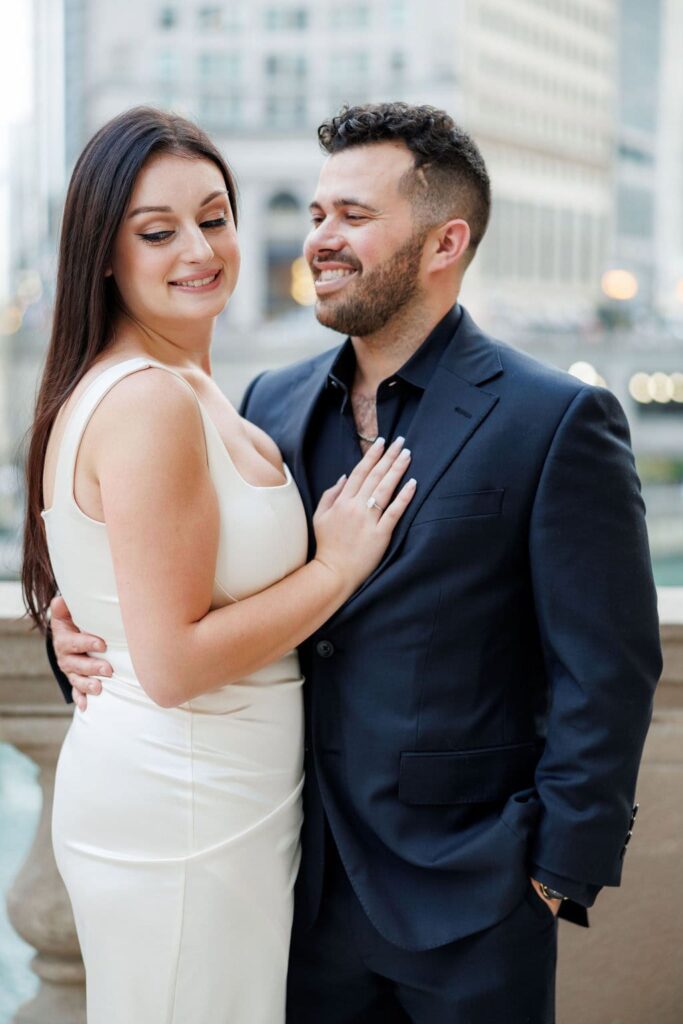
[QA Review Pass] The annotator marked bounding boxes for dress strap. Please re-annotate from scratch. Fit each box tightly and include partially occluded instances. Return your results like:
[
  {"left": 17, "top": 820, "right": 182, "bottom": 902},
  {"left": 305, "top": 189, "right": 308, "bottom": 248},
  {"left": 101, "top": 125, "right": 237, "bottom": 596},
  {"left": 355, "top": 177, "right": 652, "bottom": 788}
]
[{"left": 49, "top": 358, "right": 206, "bottom": 510}]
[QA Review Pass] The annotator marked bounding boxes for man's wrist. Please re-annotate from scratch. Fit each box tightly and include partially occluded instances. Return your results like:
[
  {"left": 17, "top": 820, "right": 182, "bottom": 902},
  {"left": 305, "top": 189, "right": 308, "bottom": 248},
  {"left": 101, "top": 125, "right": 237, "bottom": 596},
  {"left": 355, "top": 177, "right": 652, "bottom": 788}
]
[
  {"left": 538, "top": 883, "right": 568, "bottom": 902},
  {"left": 530, "top": 864, "right": 600, "bottom": 908}
]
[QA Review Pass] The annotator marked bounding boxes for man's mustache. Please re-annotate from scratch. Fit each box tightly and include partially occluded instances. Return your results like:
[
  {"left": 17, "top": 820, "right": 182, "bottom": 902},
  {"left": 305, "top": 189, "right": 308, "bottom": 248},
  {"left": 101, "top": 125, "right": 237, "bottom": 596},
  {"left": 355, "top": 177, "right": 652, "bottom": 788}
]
[{"left": 310, "top": 256, "right": 362, "bottom": 273}]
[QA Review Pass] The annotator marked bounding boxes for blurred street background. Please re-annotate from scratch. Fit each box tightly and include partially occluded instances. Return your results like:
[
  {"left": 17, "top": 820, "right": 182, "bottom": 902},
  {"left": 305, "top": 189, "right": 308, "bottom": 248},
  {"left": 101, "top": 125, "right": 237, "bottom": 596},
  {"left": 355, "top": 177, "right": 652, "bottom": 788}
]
[
  {"left": 0, "top": 1, "right": 682, "bottom": 1018},
  {"left": 1, "top": 0, "right": 682, "bottom": 585}
]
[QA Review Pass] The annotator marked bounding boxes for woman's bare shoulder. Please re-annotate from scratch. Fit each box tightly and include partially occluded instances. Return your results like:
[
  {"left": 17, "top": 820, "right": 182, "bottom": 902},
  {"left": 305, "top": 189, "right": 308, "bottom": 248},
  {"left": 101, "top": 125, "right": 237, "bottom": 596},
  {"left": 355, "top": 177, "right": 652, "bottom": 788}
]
[{"left": 85, "top": 366, "right": 205, "bottom": 461}]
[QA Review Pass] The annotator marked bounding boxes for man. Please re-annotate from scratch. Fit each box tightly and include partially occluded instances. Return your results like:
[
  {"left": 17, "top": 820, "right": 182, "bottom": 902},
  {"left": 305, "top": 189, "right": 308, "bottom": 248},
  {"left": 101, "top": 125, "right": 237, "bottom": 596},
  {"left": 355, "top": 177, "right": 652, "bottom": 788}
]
[{"left": 50, "top": 103, "right": 661, "bottom": 1023}]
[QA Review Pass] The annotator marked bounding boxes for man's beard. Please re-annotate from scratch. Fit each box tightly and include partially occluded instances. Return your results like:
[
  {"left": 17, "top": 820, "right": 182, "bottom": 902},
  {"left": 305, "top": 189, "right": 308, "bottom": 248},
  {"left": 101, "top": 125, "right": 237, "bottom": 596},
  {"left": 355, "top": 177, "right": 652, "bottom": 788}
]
[{"left": 313, "top": 229, "right": 427, "bottom": 337}]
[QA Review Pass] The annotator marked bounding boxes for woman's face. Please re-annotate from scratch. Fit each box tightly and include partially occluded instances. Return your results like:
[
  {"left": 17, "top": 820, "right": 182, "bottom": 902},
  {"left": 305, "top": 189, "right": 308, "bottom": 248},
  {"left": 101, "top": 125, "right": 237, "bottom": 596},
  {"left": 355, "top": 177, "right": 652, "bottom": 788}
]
[{"left": 109, "top": 152, "right": 240, "bottom": 336}]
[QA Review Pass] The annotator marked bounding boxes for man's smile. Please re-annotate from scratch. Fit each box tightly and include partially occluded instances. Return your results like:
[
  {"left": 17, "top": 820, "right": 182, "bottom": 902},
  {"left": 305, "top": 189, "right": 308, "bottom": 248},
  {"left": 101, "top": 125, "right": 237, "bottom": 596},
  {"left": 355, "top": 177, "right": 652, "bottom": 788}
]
[{"left": 312, "top": 263, "right": 359, "bottom": 295}]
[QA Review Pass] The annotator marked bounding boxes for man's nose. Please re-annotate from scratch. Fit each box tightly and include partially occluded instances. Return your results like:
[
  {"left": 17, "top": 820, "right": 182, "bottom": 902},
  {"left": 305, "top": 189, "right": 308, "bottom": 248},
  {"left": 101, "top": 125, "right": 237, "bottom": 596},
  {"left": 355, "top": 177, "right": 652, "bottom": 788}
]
[{"left": 307, "top": 220, "right": 345, "bottom": 257}]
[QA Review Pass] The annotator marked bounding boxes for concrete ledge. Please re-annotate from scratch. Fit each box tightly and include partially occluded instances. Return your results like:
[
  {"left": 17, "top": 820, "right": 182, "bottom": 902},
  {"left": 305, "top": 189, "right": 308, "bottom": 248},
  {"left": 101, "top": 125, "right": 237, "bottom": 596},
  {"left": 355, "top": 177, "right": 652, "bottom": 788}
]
[{"left": 1, "top": 583, "right": 682, "bottom": 1023}]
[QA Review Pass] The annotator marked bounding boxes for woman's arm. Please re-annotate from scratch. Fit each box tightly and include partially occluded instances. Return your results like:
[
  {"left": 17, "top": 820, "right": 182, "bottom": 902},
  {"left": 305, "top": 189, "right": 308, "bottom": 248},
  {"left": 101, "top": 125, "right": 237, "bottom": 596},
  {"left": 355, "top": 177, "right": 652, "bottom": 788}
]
[{"left": 82, "top": 368, "right": 413, "bottom": 708}]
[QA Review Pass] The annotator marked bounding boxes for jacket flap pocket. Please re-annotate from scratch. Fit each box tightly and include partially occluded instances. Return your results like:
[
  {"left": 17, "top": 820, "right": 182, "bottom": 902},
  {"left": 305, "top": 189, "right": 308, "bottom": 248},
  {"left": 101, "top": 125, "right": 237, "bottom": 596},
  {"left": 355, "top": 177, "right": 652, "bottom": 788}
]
[
  {"left": 399, "top": 742, "right": 539, "bottom": 805},
  {"left": 412, "top": 488, "right": 504, "bottom": 526}
]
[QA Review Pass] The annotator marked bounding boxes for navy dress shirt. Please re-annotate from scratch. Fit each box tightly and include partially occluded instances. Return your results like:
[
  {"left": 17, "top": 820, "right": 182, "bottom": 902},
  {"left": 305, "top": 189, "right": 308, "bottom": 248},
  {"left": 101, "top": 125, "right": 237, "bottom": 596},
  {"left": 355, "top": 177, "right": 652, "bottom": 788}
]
[{"left": 304, "top": 305, "right": 462, "bottom": 506}]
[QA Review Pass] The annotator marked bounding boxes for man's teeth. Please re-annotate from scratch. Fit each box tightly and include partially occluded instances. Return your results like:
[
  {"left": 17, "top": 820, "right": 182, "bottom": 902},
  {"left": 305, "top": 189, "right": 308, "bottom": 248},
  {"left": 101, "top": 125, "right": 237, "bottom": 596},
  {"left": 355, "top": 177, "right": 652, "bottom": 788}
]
[
  {"left": 317, "top": 269, "right": 355, "bottom": 283},
  {"left": 173, "top": 273, "right": 218, "bottom": 288}
]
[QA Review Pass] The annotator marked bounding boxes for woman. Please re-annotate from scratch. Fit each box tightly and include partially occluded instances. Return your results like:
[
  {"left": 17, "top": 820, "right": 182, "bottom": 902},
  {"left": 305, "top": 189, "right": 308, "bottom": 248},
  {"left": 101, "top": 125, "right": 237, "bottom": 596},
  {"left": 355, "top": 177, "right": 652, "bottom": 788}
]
[{"left": 22, "top": 107, "right": 415, "bottom": 1023}]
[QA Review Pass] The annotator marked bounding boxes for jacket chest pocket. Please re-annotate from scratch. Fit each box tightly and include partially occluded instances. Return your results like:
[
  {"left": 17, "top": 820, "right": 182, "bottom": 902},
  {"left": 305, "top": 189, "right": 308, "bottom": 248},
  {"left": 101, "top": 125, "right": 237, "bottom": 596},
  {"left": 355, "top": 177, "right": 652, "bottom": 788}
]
[{"left": 411, "top": 488, "right": 505, "bottom": 527}]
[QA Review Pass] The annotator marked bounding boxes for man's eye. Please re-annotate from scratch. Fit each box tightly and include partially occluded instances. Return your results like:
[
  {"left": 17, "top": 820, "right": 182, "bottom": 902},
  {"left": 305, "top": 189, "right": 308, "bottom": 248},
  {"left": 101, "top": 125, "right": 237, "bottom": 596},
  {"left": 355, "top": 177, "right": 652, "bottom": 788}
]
[
  {"left": 345, "top": 215, "right": 366, "bottom": 222},
  {"left": 310, "top": 216, "right": 323, "bottom": 225},
  {"left": 139, "top": 230, "right": 175, "bottom": 244},
  {"left": 201, "top": 217, "right": 228, "bottom": 229}
]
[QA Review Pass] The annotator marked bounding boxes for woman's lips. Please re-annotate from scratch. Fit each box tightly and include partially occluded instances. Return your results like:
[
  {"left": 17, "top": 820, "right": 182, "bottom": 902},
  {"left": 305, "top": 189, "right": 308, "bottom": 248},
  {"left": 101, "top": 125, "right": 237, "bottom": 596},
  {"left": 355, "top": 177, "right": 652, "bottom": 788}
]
[{"left": 169, "top": 269, "right": 223, "bottom": 292}]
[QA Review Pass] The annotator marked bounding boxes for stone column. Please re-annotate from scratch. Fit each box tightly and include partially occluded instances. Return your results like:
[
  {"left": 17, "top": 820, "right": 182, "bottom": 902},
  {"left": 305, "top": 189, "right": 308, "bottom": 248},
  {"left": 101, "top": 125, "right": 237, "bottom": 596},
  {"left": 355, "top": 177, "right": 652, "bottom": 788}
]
[{"left": 0, "top": 585, "right": 85, "bottom": 1023}]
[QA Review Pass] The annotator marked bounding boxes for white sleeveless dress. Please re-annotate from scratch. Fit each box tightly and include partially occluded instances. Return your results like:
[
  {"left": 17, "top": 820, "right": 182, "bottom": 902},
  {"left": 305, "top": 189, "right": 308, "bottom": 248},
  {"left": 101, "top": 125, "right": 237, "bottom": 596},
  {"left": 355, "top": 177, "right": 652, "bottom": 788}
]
[{"left": 43, "top": 358, "right": 308, "bottom": 1024}]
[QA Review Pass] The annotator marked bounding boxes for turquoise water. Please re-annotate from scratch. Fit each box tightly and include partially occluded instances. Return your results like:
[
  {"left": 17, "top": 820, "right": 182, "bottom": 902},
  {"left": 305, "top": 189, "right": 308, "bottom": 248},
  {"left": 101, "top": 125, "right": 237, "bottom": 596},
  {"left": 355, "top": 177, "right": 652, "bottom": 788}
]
[
  {"left": 653, "top": 557, "right": 683, "bottom": 587},
  {"left": 0, "top": 745, "right": 41, "bottom": 1024}
]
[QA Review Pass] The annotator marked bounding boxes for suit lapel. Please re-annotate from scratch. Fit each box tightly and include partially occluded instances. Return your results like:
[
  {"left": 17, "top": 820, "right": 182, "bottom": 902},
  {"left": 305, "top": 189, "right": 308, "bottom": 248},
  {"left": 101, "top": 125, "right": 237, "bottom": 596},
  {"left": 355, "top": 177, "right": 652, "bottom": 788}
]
[
  {"left": 277, "top": 352, "right": 338, "bottom": 522},
  {"left": 344, "top": 309, "right": 504, "bottom": 603}
]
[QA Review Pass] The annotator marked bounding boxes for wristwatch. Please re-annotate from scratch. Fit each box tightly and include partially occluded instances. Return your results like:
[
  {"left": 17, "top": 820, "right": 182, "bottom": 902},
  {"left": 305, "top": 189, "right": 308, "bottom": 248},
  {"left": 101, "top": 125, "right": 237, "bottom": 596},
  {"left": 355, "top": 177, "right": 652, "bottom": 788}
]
[{"left": 538, "top": 883, "right": 568, "bottom": 902}]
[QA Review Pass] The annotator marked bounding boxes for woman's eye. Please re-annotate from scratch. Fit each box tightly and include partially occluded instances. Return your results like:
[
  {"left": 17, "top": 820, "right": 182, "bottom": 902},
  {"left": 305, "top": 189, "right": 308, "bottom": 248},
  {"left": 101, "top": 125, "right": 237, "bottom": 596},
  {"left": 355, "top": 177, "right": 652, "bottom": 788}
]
[
  {"left": 139, "top": 230, "right": 174, "bottom": 244},
  {"left": 201, "top": 217, "right": 228, "bottom": 229}
]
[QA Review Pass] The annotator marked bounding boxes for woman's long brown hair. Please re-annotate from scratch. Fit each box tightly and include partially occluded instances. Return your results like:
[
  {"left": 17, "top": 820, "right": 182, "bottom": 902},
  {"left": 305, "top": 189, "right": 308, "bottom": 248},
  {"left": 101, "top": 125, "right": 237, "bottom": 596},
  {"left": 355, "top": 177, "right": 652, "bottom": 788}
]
[{"left": 22, "top": 106, "right": 238, "bottom": 631}]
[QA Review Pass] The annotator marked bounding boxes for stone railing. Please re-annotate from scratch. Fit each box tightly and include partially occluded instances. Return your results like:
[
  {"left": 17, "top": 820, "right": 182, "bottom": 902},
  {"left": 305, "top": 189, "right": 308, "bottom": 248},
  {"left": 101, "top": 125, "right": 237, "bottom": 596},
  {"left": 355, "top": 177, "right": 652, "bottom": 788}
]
[{"left": 1, "top": 582, "right": 682, "bottom": 1024}]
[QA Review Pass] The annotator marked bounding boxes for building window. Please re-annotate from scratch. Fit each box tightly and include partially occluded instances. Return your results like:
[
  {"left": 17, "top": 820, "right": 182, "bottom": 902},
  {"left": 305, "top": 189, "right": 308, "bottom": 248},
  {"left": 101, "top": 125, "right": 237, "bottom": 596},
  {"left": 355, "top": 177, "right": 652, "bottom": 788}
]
[
  {"left": 198, "top": 51, "right": 241, "bottom": 82},
  {"left": 331, "top": 4, "right": 369, "bottom": 29},
  {"left": 578, "top": 212, "right": 594, "bottom": 284},
  {"left": 266, "top": 192, "right": 308, "bottom": 316},
  {"left": 269, "top": 192, "right": 300, "bottom": 213},
  {"left": 387, "top": 0, "right": 407, "bottom": 28},
  {"left": 158, "top": 49, "right": 180, "bottom": 83},
  {"left": 389, "top": 51, "right": 406, "bottom": 79},
  {"left": 264, "top": 54, "right": 307, "bottom": 126},
  {"left": 197, "top": 6, "right": 225, "bottom": 30},
  {"left": 558, "top": 209, "right": 575, "bottom": 281},
  {"left": 198, "top": 95, "right": 242, "bottom": 131},
  {"left": 539, "top": 207, "right": 557, "bottom": 281},
  {"left": 197, "top": 53, "right": 242, "bottom": 130},
  {"left": 517, "top": 202, "right": 538, "bottom": 280},
  {"left": 197, "top": 3, "right": 245, "bottom": 31},
  {"left": 617, "top": 184, "right": 655, "bottom": 240},
  {"left": 159, "top": 6, "right": 177, "bottom": 29},
  {"left": 265, "top": 95, "right": 307, "bottom": 128},
  {"left": 265, "top": 7, "right": 309, "bottom": 31},
  {"left": 265, "top": 54, "right": 307, "bottom": 80},
  {"left": 329, "top": 52, "right": 370, "bottom": 110}
]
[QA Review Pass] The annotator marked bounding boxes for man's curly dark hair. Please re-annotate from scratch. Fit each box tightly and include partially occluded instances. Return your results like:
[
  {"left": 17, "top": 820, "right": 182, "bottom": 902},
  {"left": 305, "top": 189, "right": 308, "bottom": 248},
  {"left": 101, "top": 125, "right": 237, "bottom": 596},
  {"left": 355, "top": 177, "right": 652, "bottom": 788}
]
[{"left": 318, "top": 102, "right": 491, "bottom": 259}]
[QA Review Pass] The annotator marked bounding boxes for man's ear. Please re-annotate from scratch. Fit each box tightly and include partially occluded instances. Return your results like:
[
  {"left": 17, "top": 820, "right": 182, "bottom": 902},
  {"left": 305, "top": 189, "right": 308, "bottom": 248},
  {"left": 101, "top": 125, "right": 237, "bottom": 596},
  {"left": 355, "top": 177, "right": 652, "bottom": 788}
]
[{"left": 430, "top": 219, "right": 471, "bottom": 270}]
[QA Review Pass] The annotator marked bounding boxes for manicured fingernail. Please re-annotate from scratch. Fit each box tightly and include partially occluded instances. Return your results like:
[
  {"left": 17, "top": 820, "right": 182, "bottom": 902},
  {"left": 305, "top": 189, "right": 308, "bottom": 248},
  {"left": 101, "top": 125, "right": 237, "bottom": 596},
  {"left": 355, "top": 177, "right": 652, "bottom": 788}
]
[
  {"left": 373, "top": 437, "right": 385, "bottom": 447},
  {"left": 399, "top": 448, "right": 411, "bottom": 460},
  {"left": 394, "top": 436, "right": 405, "bottom": 448},
  {"left": 337, "top": 474, "right": 347, "bottom": 484},
  {"left": 408, "top": 478, "right": 417, "bottom": 486}
]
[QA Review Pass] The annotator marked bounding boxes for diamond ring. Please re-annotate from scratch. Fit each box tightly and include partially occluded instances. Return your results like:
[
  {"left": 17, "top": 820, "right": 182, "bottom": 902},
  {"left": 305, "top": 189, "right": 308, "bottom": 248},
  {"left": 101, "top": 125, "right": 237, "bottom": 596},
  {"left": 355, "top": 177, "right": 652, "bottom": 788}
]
[{"left": 366, "top": 496, "right": 385, "bottom": 514}]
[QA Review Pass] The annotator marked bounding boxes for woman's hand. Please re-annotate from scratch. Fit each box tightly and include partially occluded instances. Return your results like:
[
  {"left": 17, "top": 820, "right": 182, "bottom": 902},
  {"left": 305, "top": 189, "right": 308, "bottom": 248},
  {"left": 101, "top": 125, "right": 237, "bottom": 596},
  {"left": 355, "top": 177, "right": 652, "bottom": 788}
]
[{"left": 312, "top": 436, "right": 416, "bottom": 595}]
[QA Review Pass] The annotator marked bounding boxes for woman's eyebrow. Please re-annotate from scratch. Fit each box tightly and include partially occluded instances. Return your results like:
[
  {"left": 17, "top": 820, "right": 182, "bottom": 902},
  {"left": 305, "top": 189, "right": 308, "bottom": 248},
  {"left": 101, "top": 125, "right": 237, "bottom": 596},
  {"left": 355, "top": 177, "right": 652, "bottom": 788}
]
[{"left": 128, "top": 190, "right": 228, "bottom": 219}]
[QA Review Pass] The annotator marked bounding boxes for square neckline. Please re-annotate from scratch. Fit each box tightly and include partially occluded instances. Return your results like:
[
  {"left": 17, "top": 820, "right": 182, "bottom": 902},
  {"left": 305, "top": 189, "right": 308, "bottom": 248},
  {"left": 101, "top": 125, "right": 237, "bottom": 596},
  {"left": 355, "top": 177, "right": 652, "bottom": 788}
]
[{"left": 41, "top": 358, "right": 293, "bottom": 524}]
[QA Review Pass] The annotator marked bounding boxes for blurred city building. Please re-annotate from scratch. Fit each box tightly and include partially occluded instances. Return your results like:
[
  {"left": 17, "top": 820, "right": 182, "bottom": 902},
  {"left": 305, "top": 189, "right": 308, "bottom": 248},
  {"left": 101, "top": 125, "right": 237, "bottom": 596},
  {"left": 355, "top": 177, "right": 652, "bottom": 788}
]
[{"left": 0, "top": 0, "right": 682, "bottom": 580}]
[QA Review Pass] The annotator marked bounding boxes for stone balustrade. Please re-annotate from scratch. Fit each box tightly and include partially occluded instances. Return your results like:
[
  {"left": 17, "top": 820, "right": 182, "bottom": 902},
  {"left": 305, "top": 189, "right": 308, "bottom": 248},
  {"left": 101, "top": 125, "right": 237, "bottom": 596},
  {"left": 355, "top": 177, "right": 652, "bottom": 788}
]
[{"left": 1, "top": 581, "right": 682, "bottom": 1024}]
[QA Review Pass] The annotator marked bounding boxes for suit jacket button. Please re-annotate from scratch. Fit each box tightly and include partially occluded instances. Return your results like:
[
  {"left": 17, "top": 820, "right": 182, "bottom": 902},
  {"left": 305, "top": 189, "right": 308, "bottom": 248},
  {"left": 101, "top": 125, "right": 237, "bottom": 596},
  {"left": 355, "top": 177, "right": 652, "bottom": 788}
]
[{"left": 316, "top": 640, "right": 335, "bottom": 658}]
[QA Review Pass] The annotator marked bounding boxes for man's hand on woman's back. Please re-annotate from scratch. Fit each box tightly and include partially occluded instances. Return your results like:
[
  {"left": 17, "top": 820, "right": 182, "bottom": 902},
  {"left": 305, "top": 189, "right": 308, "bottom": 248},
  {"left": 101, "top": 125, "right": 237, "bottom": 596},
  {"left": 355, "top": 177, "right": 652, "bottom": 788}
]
[{"left": 50, "top": 595, "right": 112, "bottom": 710}]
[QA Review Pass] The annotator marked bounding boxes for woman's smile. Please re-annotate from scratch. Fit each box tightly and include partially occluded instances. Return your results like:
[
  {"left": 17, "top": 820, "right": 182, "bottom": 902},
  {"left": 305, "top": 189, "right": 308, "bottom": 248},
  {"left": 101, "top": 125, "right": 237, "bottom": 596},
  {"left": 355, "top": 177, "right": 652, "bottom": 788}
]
[{"left": 168, "top": 268, "right": 224, "bottom": 292}]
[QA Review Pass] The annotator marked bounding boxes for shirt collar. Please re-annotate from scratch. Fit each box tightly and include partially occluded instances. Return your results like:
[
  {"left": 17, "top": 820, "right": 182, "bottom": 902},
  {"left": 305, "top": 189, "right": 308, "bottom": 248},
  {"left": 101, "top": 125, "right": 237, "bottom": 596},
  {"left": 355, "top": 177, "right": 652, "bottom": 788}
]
[
  {"left": 396, "top": 304, "right": 462, "bottom": 390},
  {"left": 326, "top": 304, "right": 461, "bottom": 396}
]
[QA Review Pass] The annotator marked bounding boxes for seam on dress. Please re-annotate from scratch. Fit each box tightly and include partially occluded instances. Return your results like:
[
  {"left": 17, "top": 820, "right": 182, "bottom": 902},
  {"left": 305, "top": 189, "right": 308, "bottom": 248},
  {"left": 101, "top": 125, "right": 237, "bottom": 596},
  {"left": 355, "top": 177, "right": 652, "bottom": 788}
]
[{"left": 168, "top": 709, "right": 194, "bottom": 1024}]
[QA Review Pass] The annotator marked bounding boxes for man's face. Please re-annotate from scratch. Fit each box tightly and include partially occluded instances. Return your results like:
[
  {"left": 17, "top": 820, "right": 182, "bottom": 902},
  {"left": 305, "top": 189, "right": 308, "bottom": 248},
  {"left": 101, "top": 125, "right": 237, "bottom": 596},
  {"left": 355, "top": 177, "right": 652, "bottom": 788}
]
[{"left": 304, "top": 142, "right": 428, "bottom": 337}]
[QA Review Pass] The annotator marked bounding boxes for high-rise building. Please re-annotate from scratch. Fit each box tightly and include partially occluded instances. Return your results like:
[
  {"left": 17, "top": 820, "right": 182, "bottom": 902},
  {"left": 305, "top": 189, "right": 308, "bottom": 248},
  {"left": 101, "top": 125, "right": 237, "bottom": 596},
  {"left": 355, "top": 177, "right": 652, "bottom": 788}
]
[
  {"left": 611, "top": 0, "right": 661, "bottom": 310},
  {"left": 53, "top": 0, "right": 616, "bottom": 337},
  {"left": 458, "top": 0, "right": 617, "bottom": 328},
  {"left": 655, "top": 0, "right": 683, "bottom": 320}
]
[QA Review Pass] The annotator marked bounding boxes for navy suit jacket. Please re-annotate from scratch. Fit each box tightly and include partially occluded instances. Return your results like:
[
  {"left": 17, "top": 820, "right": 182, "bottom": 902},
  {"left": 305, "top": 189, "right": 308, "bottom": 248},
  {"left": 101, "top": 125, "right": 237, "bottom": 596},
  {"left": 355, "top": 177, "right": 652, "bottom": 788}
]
[{"left": 240, "top": 307, "right": 662, "bottom": 951}]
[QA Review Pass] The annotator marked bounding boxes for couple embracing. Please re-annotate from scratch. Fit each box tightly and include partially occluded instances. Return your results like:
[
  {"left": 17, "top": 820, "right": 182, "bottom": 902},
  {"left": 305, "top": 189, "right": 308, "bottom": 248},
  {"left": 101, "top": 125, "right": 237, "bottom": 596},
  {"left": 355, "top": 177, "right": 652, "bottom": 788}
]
[{"left": 22, "top": 101, "right": 661, "bottom": 1023}]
